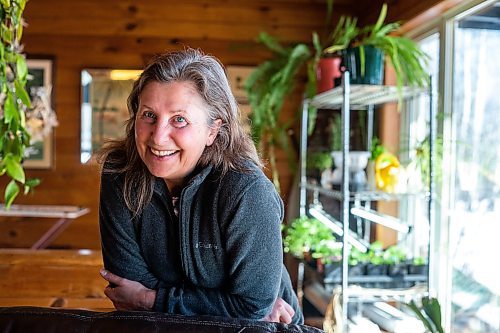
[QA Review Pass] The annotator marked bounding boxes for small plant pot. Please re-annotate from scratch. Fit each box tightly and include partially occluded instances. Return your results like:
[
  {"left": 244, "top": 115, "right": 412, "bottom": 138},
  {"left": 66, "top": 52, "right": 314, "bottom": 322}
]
[
  {"left": 366, "top": 263, "right": 388, "bottom": 276},
  {"left": 409, "top": 264, "right": 429, "bottom": 276},
  {"left": 316, "top": 56, "right": 343, "bottom": 93},
  {"left": 388, "top": 263, "right": 408, "bottom": 277},
  {"left": 342, "top": 46, "right": 384, "bottom": 85},
  {"left": 348, "top": 263, "right": 366, "bottom": 277}
]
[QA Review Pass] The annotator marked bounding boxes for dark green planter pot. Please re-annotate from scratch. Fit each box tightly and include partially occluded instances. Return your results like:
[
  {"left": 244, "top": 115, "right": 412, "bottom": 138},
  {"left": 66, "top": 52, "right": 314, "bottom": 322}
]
[{"left": 342, "top": 46, "right": 384, "bottom": 85}]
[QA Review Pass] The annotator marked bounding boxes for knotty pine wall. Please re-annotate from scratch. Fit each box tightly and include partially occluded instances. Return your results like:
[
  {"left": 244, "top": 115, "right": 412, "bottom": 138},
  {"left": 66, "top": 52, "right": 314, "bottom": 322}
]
[{"left": 0, "top": 0, "right": 445, "bottom": 249}]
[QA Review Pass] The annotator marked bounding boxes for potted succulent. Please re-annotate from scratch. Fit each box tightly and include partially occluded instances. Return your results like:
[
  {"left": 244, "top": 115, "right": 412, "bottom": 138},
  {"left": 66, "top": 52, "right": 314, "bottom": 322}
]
[
  {"left": 0, "top": 0, "right": 41, "bottom": 208},
  {"left": 323, "top": 4, "right": 430, "bottom": 101}
]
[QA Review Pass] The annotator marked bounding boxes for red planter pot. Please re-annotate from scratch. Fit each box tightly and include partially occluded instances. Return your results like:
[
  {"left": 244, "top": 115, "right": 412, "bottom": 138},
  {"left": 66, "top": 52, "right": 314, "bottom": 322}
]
[{"left": 316, "top": 56, "right": 342, "bottom": 93}]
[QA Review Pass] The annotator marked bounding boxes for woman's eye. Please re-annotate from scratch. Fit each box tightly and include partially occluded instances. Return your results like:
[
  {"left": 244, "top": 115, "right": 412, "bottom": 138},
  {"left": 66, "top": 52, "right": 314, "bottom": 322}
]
[
  {"left": 141, "top": 111, "right": 157, "bottom": 122},
  {"left": 172, "top": 116, "right": 187, "bottom": 128}
]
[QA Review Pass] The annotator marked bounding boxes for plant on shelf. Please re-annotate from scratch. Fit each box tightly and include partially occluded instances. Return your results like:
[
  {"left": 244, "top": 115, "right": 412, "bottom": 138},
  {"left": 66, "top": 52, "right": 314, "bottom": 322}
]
[
  {"left": 366, "top": 241, "right": 387, "bottom": 275},
  {"left": 405, "top": 296, "right": 445, "bottom": 333},
  {"left": 0, "top": 0, "right": 41, "bottom": 208},
  {"left": 307, "top": 151, "right": 333, "bottom": 184},
  {"left": 409, "top": 255, "right": 429, "bottom": 275},
  {"left": 307, "top": 151, "right": 333, "bottom": 173},
  {"left": 283, "top": 216, "right": 338, "bottom": 265},
  {"left": 244, "top": 32, "right": 311, "bottom": 192},
  {"left": 323, "top": 3, "right": 430, "bottom": 102},
  {"left": 384, "top": 244, "right": 408, "bottom": 276}
]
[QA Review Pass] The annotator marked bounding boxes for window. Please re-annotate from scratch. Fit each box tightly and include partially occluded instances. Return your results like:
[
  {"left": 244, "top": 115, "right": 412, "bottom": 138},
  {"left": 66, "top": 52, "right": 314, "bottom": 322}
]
[{"left": 403, "top": 1, "right": 500, "bottom": 331}]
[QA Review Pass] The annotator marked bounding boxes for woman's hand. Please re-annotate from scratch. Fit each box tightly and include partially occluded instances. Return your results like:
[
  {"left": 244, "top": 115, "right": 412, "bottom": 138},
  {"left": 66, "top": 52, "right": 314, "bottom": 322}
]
[
  {"left": 100, "top": 268, "right": 156, "bottom": 311},
  {"left": 263, "top": 297, "right": 295, "bottom": 324}
]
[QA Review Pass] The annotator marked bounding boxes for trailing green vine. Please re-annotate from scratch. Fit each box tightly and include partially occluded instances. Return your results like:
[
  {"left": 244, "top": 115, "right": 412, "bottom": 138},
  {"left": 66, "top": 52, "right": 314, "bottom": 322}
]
[{"left": 1, "top": 0, "right": 39, "bottom": 208}]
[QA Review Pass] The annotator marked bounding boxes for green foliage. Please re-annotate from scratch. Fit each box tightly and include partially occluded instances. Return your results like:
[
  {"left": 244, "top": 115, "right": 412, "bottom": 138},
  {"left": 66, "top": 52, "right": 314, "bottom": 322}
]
[
  {"left": 324, "top": 4, "right": 430, "bottom": 102},
  {"left": 413, "top": 134, "right": 444, "bottom": 187},
  {"left": 367, "top": 240, "right": 385, "bottom": 265},
  {"left": 413, "top": 256, "right": 427, "bottom": 266},
  {"left": 330, "top": 114, "right": 342, "bottom": 152},
  {"left": 283, "top": 216, "right": 338, "bottom": 261},
  {"left": 405, "top": 297, "right": 445, "bottom": 333},
  {"left": 370, "top": 137, "right": 386, "bottom": 161},
  {"left": 244, "top": 32, "right": 311, "bottom": 192},
  {"left": 348, "top": 245, "right": 368, "bottom": 265},
  {"left": 307, "top": 152, "right": 333, "bottom": 172},
  {"left": 383, "top": 244, "right": 407, "bottom": 264},
  {"left": 0, "top": 0, "right": 39, "bottom": 208}
]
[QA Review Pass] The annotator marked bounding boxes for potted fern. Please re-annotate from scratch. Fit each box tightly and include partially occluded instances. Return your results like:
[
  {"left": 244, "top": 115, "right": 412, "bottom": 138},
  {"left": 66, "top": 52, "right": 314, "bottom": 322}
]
[{"left": 0, "top": 0, "right": 40, "bottom": 208}]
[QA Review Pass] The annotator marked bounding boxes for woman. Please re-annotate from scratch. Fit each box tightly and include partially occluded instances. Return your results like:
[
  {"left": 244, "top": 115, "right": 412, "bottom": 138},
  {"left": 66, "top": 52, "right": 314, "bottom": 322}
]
[{"left": 98, "top": 49, "right": 303, "bottom": 324}]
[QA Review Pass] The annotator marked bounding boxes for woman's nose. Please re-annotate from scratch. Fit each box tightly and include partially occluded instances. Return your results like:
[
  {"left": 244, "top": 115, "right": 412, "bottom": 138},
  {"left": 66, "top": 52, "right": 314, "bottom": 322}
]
[{"left": 150, "top": 120, "right": 172, "bottom": 145}]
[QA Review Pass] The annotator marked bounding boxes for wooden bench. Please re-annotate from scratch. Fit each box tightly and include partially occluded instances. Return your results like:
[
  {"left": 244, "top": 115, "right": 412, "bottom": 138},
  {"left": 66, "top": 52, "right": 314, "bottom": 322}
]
[{"left": 0, "top": 249, "right": 113, "bottom": 310}]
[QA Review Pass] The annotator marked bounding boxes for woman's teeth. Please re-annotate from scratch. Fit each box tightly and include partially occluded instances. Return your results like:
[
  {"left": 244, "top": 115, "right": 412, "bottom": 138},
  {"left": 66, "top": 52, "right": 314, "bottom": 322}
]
[{"left": 150, "top": 148, "right": 177, "bottom": 157}]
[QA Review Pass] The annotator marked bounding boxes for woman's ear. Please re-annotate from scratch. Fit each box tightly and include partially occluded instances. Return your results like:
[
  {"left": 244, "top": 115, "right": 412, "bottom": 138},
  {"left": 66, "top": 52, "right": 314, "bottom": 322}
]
[{"left": 206, "top": 119, "right": 222, "bottom": 146}]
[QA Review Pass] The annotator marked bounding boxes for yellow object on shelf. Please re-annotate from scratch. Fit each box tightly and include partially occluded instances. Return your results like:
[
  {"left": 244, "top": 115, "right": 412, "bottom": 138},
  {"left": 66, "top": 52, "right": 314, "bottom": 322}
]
[{"left": 374, "top": 152, "right": 401, "bottom": 193}]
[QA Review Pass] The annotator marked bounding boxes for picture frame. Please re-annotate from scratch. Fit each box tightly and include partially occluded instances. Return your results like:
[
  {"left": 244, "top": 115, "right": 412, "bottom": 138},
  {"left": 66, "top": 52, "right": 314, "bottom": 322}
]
[{"left": 23, "top": 58, "right": 54, "bottom": 169}]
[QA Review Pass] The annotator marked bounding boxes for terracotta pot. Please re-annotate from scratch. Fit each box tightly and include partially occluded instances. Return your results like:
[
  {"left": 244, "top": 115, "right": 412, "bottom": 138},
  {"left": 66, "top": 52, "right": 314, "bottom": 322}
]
[{"left": 316, "top": 56, "right": 342, "bottom": 93}]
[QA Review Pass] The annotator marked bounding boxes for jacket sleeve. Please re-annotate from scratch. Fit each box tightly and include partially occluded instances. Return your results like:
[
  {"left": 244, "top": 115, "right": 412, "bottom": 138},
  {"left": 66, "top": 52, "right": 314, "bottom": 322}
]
[
  {"left": 153, "top": 176, "right": 285, "bottom": 320},
  {"left": 99, "top": 172, "right": 160, "bottom": 290}
]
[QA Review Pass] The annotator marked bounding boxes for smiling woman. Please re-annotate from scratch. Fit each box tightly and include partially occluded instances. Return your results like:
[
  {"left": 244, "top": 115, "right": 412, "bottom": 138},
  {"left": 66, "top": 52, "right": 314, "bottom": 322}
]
[
  {"left": 134, "top": 81, "right": 221, "bottom": 194},
  {"left": 96, "top": 49, "right": 303, "bottom": 325}
]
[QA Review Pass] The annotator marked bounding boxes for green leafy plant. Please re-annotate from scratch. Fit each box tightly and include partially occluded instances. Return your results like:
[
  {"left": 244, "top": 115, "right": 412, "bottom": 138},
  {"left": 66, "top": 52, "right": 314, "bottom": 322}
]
[
  {"left": 0, "top": 0, "right": 40, "bottom": 208},
  {"left": 369, "top": 136, "right": 386, "bottom": 161},
  {"left": 412, "top": 256, "right": 427, "bottom": 266},
  {"left": 413, "top": 134, "right": 444, "bottom": 187},
  {"left": 245, "top": 32, "right": 311, "bottom": 192},
  {"left": 348, "top": 245, "right": 368, "bottom": 265},
  {"left": 307, "top": 151, "right": 333, "bottom": 172},
  {"left": 283, "top": 216, "right": 337, "bottom": 261},
  {"left": 405, "top": 297, "right": 445, "bottom": 333},
  {"left": 367, "top": 240, "right": 385, "bottom": 265},
  {"left": 384, "top": 244, "right": 407, "bottom": 264},
  {"left": 324, "top": 4, "right": 430, "bottom": 101}
]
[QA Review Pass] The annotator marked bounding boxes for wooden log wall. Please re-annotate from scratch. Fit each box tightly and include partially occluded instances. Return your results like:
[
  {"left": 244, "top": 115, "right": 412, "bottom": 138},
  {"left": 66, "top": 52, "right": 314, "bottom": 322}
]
[{"left": 0, "top": 0, "right": 357, "bottom": 249}]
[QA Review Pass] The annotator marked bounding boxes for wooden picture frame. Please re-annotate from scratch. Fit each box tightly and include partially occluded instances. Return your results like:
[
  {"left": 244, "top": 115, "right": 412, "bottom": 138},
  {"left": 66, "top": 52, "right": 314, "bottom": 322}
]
[{"left": 24, "top": 58, "right": 54, "bottom": 169}]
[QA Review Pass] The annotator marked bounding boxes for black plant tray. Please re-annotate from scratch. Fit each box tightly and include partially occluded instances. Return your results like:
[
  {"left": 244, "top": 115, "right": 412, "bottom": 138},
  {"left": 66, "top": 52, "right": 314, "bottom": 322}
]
[{"left": 324, "top": 274, "right": 427, "bottom": 289}]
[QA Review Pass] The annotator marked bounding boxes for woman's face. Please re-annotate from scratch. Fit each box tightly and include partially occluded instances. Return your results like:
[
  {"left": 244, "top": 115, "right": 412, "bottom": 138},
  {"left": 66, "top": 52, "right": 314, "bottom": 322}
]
[{"left": 135, "top": 81, "right": 220, "bottom": 191}]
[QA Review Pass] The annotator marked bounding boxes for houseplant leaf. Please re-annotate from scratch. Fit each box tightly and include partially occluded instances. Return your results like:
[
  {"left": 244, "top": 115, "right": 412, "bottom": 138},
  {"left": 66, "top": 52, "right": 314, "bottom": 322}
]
[{"left": 5, "top": 179, "right": 20, "bottom": 208}]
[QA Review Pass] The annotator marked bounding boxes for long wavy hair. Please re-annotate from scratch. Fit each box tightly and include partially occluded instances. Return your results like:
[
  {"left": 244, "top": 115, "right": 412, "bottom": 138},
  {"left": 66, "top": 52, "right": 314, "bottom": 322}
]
[{"left": 99, "top": 48, "right": 261, "bottom": 216}]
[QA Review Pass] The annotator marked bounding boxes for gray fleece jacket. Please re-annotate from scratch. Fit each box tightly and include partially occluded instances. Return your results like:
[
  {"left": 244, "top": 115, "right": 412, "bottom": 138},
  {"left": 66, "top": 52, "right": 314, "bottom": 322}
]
[{"left": 99, "top": 162, "right": 303, "bottom": 324}]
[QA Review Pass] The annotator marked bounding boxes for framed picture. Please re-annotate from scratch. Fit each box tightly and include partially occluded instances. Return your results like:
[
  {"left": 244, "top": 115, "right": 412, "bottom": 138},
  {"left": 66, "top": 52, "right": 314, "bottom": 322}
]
[
  {"left": 23, "top": 58, "right": 54, "bottom": 169},
  {"left": 80, "top": 69, "right": 142, "bottom": 164},
  {"left": 226, "top": 66, "right": 255, "bottom": 133},
  {"left": 226, "top": 65, "right": 254, "bottom": 103}
]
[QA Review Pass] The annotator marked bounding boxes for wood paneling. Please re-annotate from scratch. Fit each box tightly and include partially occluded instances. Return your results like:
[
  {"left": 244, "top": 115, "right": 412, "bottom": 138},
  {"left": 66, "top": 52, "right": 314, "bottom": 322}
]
[
  {"left": 0, "top": 0, "right": 445, "bottom": 249},
  {"left": 0, "top": 0, "right": 350, "bottom": 249}
]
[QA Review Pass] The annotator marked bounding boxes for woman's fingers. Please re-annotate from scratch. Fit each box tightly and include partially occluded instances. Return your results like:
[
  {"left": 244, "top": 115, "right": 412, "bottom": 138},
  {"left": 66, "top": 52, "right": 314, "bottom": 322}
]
[
  {"left": 100, "top": 268, "right": 124, "bottom": 286},
  {"left": 264, "top": 298, "right": 295, "bottom": 324}
]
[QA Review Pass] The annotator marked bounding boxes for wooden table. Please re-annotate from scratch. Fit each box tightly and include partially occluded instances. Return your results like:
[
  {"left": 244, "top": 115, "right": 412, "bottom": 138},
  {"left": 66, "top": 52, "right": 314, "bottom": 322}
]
[{"left": 0, "top": 204, "right": 90, "bottom": 249}]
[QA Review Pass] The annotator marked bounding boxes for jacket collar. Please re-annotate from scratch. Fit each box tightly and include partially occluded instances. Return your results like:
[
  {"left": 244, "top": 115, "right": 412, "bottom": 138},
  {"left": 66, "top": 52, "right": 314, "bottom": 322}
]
[{"left": 152, "top": 164, "right": 214, "bottom": 196}]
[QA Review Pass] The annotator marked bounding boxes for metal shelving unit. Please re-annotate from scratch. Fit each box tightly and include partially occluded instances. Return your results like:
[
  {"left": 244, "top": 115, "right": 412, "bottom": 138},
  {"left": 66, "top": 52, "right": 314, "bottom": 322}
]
[{"left": 298, "top": 72, "right": 435, "bottom": 331}]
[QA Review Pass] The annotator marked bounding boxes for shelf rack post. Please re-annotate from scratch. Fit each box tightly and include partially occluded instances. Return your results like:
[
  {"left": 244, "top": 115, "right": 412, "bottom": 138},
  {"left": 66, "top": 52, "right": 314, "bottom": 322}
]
[
  {"left": 341, "top": 71, "right": 351, "bottom": 330},
  {"left": 299, "top": 99, "right": 310, "bottom": 217}
]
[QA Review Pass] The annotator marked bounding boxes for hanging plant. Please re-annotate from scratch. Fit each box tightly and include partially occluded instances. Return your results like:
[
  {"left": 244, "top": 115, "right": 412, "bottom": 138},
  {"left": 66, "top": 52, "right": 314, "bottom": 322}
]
[{"left": 0, "top": 0, "right": 40, "bottom": 208}]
